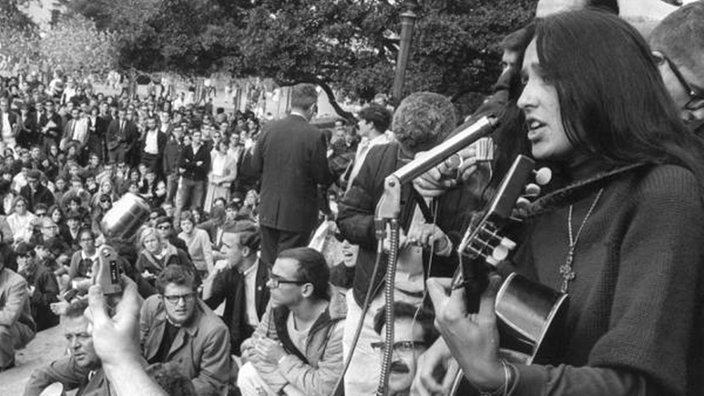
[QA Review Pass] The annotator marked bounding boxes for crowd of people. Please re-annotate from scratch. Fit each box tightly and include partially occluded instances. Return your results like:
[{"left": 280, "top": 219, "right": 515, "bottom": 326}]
[{"left": 1, "top": 0, "right": 704, "bottom": 396}]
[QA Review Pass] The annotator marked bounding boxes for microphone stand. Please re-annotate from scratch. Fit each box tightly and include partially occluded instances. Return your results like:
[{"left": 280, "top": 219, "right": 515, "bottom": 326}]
[{"left": 373, "top": 116, "right": 498, "bottom": 395}]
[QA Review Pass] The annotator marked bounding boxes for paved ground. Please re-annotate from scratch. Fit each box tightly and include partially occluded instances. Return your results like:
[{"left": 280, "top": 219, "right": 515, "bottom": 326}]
[{"left": 0, "top": 324, "right": 72, "bottom": 395}]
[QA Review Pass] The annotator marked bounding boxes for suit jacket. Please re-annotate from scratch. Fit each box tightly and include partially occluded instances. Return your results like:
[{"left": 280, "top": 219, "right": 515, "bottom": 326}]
[
  {"left": 18, "top": 112, "right": 37, "bottom": 146},
  {"left": 252, "top": 114, "right": 333, "bottom": 232},
  {"left": 106, "top": 118, "right": 138, "bottom": 151},
  {"left": 203, "top": 260, "right": 269, "bottom": 355},
  {"left": 140, "top": 295, "right": 231, "bottom": 396}
]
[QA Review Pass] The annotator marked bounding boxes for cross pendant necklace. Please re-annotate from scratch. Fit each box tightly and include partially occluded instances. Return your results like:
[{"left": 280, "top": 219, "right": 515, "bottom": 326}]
[{"left": 560, "top": 188, "right": 604, "bottom": 293}]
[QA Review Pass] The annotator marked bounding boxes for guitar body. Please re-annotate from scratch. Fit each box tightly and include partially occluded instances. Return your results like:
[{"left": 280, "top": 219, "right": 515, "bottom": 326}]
[{"left": 449, "top": 155, "right": 568, "bottom": 395}]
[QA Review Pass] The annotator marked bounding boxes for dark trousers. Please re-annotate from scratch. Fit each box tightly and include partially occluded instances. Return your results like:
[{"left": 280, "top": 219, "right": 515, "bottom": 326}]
[
  {"left": 141, "top": 152, "right": 163, "bottom": 179},
  {"left": 179, "top": 177, "right": 205, "bottom": 211},
  {"left": 260, "top": 225, "right": 311, "bottom": 268}
]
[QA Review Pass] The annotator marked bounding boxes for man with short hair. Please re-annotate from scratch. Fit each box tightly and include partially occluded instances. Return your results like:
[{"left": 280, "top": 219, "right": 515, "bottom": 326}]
[
  {"left": 252, "top": 83, "right": 334, "bottom": 267},
  {"left": 345, "top": 104, "right": 393, "bottom": 191},
  {"left": 649, "top": 1, "right": 704, "bottom": 136},
  {"left": 19, "top": 169, "right": 54, "bottom": 212},
  {"left": 140, "top": 264, "right": 231, "bottom": 396},
  {"left": 39, "top": 100, "right": 62, "bottom": 154},
  {"left": 202, "top": 221, "right": 269, "bottom": 355},
  {"left": 372, "top": 302, "right": 439, "bottom": 396},
  {"left": 141, "top": 115, "right": 167, "bottom": 179},
  {"left": 237, "top": 247, "right": 346, "bottom": 396},
  {"left": 163, "top": 125, "right": 184, "bottom": 205},
  {"left": 178, "top": 130, "right": 210, "bottom": 210},
  {"left": 0, "top": 247, "right": 36, "bottom": 371},
  {"left": 23, "top": 299, "right": 110, "bottom": 395},
  {"left": 106, "top": 107, "right": 139, "bottom": 165},
  {"left": 155, "top": 216, "right": 189, "bottom": 255}
]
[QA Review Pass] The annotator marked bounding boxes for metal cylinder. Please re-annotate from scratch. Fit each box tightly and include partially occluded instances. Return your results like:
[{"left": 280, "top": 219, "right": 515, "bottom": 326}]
[{"left": 100, "top": 193, "right": 150, "bottom": 239}]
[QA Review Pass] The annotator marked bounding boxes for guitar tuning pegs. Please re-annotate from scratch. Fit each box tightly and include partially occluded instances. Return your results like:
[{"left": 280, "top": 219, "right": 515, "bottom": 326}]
[
  {"left": 499, "top": 237, "right": 516, "bottom": 250},
  {"left": 516, "top": 196, "right": 532, "bottom": 211},
  {"left": 491, "top": 245, "right": 509, "bottom": 262},
  {"left": 486, "top": 255, "right": 500, "bottom": 266},
  {"left": 533, "top": 167, "right": 552, "bottom": 186},
  {"left": 524, "top": 183, "right": 541, "bottom": 198}
]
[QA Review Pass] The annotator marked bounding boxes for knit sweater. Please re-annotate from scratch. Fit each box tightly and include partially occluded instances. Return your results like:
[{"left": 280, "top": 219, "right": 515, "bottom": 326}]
[
  {"left": 507, "top": 163, "right": 704, "bottom": 396},
  {"left": 178, "top": 229, "right": 213, "bottom": 272}
]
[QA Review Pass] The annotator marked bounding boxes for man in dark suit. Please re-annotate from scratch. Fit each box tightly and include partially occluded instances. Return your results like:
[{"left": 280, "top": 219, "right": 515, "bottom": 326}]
[
  {"left": 202, "top": 222, "right": 269, "bottom": 355},
  {"left": 252, "top": 83, "right": 333, "bottom": 267},
  {"left": 140, "top": 115, "right": 167, "bottom": 178},
  {"left": 106, "top": 107, "right": 139, "bottom": 165},
  {"left": 39, "top": 100, "right": 63, "bottom": 154}
]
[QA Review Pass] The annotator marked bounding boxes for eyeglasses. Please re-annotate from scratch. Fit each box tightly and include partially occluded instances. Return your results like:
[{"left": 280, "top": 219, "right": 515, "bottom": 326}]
[
  {"left": 157, "top": 225, "right": 171, "bottom": 230},
  {"left": 267, "top": 274, "right": 309, "bottom": 289},
  {"left": 652, "top": 51, "right": 704, "bottom": 111},
  {"left": 162, "top": 292, "right": 197, "bottom": 305},
  {"left": 36, "top": 212, "right": 47, "bottom": 217},
  {"left": 370, "top": 341, "right": 428, "bottom": 353}
]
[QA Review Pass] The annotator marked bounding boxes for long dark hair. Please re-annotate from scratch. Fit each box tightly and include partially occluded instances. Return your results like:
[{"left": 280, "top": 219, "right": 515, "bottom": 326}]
[{"left": 534, "top": 10, "right": 704, "bottom": 190}]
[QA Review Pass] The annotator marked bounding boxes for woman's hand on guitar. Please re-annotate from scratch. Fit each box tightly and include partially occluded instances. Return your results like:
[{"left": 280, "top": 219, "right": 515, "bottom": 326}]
[
  {"left": 426, "top": 276, "right": 505, "bottom": 391},
  {"left": 411, "top": 338, "right": 457, "bottom": 396}
]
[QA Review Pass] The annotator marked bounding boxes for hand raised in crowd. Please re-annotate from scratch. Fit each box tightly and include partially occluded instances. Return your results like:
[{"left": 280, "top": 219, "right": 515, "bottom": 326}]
[
  {"left": 85, "top": 276, "right": 142, "bottom": 368},
  {"left": 425, "top": 276, "right": 505, "bottom": 392},
  {"left": 413, "top": 146, "right": 480, "bottom": 198}
]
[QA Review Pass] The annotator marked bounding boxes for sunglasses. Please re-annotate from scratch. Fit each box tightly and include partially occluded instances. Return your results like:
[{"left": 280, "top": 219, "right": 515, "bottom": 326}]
[
  {"left": 652, "top": 51, "right": 704, "bottom": 111},
  {"left": 157, "top": 225, "right": 171, "bottom": 230}
]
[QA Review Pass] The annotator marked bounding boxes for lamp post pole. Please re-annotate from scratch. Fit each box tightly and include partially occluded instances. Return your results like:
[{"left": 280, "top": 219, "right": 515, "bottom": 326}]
[{"left": 391, "top": 1, "right": 418, "bottom": 103}]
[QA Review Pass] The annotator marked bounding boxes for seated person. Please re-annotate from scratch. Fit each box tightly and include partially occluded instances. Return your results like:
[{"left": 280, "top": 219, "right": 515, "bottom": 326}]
[
  {"left": 372, "top": 302, "right": 439, "bottom": 396},
  {"left": 65, "top": 227, "right": 99, "bottom": 298},
  {"left": 0, "top": 248, "right": 36, "bottom": 371},
  {"left": 140, "top": 264, "right": 231, "bottom": 396},
  {"left": 135, "top": 227, "right": 196, "bottom": 297},
  {"left": 23, "top": 299, "right": 109, "bottom": 395},
  {"left": 154, "top": 216, "right": 189, "bottom": 256},
  {"left": 238, "top": 247, "right": 346, "bottom": 396},
  {"left": 202, "top": 221, "right": 269, "bottom": 355},
  {"left": 16, "top": 242, "right": 59, "bottom": 331}
]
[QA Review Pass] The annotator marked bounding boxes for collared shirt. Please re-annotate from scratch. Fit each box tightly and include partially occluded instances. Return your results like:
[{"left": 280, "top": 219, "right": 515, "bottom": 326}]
[
  {"left": 73, "top": 117, "right": 89, "bottom": 143},
  {"left": 2, "top": 113, "right": 11, "bottom": 137},
  {"left": 145, "top": 129, "right": 159, "bottom": 154},
  {"left": 242, "top": 260, "right": 260, "bottom": 327},
  {"left": 347, "top": 133, "right": 392, "bottom": 192}
]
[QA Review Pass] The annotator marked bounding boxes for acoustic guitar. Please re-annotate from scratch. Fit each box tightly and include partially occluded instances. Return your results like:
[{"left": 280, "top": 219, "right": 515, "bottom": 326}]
[{"left": 450, "top": 155, "right": 568, "bottom": 394}]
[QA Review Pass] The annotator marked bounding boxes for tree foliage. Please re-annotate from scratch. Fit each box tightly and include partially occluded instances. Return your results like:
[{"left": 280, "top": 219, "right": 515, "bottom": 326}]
[
  {"left": 65, "top": 0, "right": 537, "bottom": 112},
  {"left": 40, "top": 15, "right": 118, "bottom": 75}
]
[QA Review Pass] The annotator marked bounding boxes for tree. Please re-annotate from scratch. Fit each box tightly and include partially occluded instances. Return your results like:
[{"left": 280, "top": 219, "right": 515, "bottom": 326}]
[
  {"left": 68, "top": 0, "right": 537, "bottom": 116},
  {"left": 40, "top": 15, "right": 118, "bottom": 76}
]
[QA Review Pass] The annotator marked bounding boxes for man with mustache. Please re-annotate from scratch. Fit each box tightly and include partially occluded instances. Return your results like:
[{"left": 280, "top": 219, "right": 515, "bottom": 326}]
[{"left": 373, "top": 302, "right": 439, "bottom": 396}]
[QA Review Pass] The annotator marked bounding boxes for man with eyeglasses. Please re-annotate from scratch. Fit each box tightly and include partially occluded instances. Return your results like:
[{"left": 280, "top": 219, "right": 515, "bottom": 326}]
[
  {"left": 649, "top": 2, "right": 704, "bottom": 135},
  {"left": 372, "top": 302, "right": 439, "bottom": 396},
  {"left": 140, "top": 264, "right": 231, "bottom": 396},
  {"left": 237, "top": 247, "right": 346, "bottom": 396}
]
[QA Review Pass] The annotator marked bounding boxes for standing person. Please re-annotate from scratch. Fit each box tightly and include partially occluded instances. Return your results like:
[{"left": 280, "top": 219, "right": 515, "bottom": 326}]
[
  {"left": 417, "top": 10, "right": 704, "bottom": 396},
  {"left": 141, "top": 115, "right": 167, "bottom": 179},
  {"left": 39, "top": 100, "right": 62, "bottom": 155},
  {"left": 0, "top": 97, "right": 20, "bottom": 152},
  {"left": 178, "top": 130, "right": 210, "bottom": 211},
  {"left": 163, "top": 125, "right": 184, "bottom": 205},
  {"left": 252, "top": 83, "right": 333, "bottom": 267},
  {"left": 344, "top": 104, "right": 393, "bottom": 192},
  {"left": 106, "top": 107, "right": 138, "bottom": 166},
  {"left": 86, "top": 106, "right": 107, "bottom": 163},
  {"left": 204, "top": 138, "right": 236, "bottom": 213}
]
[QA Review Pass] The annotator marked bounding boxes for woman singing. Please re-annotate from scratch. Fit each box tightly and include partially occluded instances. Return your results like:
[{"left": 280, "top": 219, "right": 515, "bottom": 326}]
[{"left": 420, "top": 10, "right": 704, "bottom": 396}]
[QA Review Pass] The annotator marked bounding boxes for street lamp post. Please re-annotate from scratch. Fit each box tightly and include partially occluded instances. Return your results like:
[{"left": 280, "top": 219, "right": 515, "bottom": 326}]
[{"left": 391, "top": 1, "right": 418, "bottom": 103}]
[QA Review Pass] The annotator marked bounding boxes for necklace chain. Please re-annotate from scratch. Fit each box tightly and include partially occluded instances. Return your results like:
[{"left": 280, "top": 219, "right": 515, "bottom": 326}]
[{"left": 559, "top": 188, "right": 604, "bottom": 293}]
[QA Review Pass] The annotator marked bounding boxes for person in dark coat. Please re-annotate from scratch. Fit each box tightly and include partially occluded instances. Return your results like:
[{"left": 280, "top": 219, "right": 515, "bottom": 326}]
[
  {"left": 252, "top": 83, "right": 333, "bottom": 267},
  {"left": 16, "top": 242, "right": 59, "bottom": 331},
  {"left": 19, "top": 169, "right": 55, "bottom": 212}
]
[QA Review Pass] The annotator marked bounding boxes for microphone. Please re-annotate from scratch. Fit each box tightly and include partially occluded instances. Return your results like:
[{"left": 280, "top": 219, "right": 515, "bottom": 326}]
[{"left": 391, "top": 115, "right": 499, "bottom": 185}]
